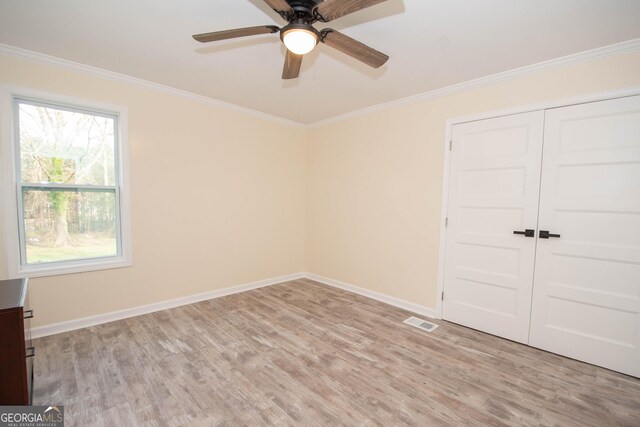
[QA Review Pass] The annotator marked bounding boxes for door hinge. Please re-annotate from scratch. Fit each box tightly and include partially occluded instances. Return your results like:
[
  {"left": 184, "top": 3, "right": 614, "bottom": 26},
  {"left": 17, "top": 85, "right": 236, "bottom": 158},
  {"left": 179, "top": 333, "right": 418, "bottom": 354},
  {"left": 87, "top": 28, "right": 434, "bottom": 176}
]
[
  {"left": 441, "top": 291, "right": 444, "bottom": 301},
  {"left": 445, "top": 217, "right": 448, "bottom": 227},
  {"left": 449, "top": 140, "right": 452, "bottom": 151}
]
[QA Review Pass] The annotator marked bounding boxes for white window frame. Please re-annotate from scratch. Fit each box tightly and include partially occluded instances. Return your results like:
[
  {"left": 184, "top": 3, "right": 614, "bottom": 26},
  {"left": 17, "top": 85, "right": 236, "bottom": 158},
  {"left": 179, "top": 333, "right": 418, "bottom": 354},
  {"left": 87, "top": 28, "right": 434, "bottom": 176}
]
[{"left": 0, "top": 85, "right": 132, "bottom": 278}]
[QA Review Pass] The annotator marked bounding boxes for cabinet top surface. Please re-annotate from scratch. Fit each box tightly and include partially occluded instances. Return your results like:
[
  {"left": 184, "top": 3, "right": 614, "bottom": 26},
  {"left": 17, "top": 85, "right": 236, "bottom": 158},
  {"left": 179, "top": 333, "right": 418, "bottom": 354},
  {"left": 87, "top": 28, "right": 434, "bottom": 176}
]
[{"left": 0, "top": 278, "right": 28, "bottom": 310}]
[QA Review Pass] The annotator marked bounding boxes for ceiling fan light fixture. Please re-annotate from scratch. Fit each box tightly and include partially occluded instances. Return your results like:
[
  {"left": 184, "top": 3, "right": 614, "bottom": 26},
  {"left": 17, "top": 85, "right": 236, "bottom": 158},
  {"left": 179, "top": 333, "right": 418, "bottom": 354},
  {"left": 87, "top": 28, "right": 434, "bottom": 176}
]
[
  {"left": 282, "top": 26, "right": 318, "bottom": 55},
  {"left": 193, "top": 0, "right": 391, "bottom": 79}
]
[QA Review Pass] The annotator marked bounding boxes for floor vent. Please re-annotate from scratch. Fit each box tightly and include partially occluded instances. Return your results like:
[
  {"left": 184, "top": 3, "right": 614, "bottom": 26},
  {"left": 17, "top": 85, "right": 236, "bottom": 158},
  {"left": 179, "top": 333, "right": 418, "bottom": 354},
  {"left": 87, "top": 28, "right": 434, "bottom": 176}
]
[{"left": 403, "top": 316, "right": 439, "bottom": 332}]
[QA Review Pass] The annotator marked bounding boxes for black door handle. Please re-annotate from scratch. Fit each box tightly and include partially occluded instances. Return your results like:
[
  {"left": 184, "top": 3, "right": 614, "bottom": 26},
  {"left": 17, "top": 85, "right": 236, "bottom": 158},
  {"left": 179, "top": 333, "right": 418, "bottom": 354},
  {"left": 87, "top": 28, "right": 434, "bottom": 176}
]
[
  {"left": 513, "top": 229, "right": 535, "bottom": 237},
  {"left": 539, "top": 230, "right": 560, "bottom": 239}
]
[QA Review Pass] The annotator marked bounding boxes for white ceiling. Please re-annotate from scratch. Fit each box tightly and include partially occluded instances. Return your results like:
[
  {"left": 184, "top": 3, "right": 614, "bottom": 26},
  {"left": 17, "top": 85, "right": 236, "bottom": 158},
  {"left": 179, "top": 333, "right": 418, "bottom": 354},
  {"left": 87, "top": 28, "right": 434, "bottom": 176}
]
[{"left": 1, "top": 0, "right": 639, "bottom": 124}]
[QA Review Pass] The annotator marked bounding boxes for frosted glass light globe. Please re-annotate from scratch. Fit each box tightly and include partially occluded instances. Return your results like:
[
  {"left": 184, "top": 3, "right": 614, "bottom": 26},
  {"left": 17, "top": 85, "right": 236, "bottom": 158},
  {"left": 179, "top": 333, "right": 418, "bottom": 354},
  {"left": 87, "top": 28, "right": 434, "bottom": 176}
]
[{"left": 283, "top": 29, "right": 317, "bottom": 55}]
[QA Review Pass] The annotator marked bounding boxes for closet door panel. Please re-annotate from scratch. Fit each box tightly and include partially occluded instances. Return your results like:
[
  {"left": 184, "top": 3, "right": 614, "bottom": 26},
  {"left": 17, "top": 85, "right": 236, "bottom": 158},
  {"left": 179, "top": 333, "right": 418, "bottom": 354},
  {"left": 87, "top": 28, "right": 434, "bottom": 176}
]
[
  {"left": 530, "top": 95, "right": 640, "bottom": 377},
  {"left": 443, "top": 111, "right": 544, "bottom": 343}
]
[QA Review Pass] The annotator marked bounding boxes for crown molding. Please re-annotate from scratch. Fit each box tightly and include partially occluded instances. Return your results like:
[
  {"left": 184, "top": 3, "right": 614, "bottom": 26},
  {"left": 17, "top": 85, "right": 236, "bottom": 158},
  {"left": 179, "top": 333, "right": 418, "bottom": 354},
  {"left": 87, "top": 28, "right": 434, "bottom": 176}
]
[
  {"left": 2, "top": 38, "right": 639, "bottom": 130},
  {"left": 0, "top": 43, "right": 306, "bottom": 129},
  {"left": 309, "top": 37, "right": 640, "bottom": 129}
]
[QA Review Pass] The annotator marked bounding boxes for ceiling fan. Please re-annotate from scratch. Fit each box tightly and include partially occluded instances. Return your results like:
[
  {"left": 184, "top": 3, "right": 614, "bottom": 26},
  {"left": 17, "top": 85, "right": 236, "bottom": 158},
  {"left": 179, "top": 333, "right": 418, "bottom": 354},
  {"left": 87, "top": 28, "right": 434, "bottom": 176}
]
[{"left": 192, "top": 0, "right": 390, "bottom": 79}]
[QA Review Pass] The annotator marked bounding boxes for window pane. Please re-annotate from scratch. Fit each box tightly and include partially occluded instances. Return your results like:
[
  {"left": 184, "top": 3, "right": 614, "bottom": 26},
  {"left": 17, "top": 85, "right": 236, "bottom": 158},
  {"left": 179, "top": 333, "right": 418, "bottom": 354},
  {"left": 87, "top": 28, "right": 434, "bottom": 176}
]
[
  {"left": 22, "top": 188, "right": 118, "bottom": 264},
  {"left": 18, "top": 102, "right": 116, "bottom": 186}
]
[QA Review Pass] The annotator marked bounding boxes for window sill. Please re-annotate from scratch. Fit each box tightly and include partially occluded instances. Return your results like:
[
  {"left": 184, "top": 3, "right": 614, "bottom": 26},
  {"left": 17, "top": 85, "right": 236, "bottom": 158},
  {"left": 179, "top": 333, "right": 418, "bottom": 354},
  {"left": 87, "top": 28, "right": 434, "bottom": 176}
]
[{"left": 15, "top": 257, "right": 132, "bottom": 278}]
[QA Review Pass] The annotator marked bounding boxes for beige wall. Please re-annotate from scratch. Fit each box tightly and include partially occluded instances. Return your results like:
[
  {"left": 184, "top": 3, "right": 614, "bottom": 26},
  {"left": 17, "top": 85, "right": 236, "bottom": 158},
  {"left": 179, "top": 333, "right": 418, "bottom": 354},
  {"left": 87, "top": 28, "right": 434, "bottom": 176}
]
[
  {"left": 2, "top": 49, "right": 640, "bottom": 330},
  {"left": 306, "top": 51, "right": 640, "bottom": 310},
  {"left": 0, "top": 55, "right": 307, "bottom": 327}
]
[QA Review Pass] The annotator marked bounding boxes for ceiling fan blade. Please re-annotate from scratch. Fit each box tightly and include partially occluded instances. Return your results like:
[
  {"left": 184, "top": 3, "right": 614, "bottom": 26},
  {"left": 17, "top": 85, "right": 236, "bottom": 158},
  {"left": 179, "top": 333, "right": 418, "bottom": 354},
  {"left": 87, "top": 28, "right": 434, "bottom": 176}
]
[
  {"left": 321, "top": 30, "right": 388, "bottom": 68},
  {"left": 262, "top": 0, "right": 294, "bottom": 14},
  {"left": 282, "top": 49, "right": 303, "bottom": 79},
  {"left": 193, "top": 25, "right": 279, "bottom": 43},
  {"left": 316, "top": 0, "right": 388, "bottom": 22}
]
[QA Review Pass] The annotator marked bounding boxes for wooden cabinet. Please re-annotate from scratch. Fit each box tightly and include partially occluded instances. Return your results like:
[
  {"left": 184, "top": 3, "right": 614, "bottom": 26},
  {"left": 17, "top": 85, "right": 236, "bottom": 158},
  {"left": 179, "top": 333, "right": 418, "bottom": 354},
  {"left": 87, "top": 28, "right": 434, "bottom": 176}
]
[{"left": 0, "top": 278, "right": 33, "bottom": 405}]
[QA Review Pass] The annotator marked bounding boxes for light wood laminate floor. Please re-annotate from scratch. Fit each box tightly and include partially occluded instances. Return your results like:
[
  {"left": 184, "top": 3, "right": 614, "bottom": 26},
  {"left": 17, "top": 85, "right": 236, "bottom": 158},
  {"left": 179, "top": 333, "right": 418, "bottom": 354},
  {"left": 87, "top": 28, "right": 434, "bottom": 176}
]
[{"left": 34, "top": 279, "right": 640, "bottom": 426}]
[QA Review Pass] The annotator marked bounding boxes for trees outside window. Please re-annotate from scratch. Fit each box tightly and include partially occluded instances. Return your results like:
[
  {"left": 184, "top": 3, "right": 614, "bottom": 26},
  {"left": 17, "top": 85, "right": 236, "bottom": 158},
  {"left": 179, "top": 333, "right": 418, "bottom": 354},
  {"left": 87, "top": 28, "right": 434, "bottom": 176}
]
[
  {"left": 17, "top": 100, "right": 119, "bottom": 264},
  {"left": 1, "top": 92, "right": 131, "bottom": 277}
]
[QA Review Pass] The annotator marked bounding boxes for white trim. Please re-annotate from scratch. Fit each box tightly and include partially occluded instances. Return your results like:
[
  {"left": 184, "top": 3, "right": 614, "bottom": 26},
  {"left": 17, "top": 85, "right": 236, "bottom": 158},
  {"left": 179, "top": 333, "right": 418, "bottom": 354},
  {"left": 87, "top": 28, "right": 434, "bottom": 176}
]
[
  {"left": 304, "top": 273, "right": 437, "bottom": 319},
  {"left": 435, "top": 85, "right": 640, "bottom": 320},
  {"left": 309, "top": 38, "right": 640, "bottom": 128},
  {"left": 1, "top": 39, "right": 640, "bottom": 129},
  {"left": 0, "top": 44, "right": 305, "bottom": 130},
  {"left": 442, "top": 87, "right": 640, "bottom": 127},
  {"left": 435, "top": 125, "right": 453, "bottom": 319},
  {"left": 31, "top": 272, "right": 306, "bottom": 338},
  {"left": 0, "top": 86, "right": 18, "bottom": 276},
  {"left": 0, "top": 84, "right": 133, "bottom": 278},
  {"left": 31, "top": 272, "right": 438, "bottom": 338}
]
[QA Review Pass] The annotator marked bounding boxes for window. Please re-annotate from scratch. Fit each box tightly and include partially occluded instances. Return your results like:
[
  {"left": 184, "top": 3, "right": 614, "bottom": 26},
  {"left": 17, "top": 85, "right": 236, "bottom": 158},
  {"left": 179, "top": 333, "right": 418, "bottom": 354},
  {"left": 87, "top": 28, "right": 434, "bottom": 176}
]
[{"left": 1, "top": 87, "right": 131, "bottom": 277}]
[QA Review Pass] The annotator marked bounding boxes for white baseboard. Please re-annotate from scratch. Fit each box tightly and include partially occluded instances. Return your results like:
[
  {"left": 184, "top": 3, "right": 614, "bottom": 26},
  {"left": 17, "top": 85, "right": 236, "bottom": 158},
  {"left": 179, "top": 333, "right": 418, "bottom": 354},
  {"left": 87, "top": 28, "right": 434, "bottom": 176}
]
[
  {"left": 32, "top": 271, "right": 436, "bottom": 338},
  {"left": 31, "top": 272, "right": 305, "bottom": 339},
  {"left": 303, "top": 273, "right": 437, "bottom": 319}
]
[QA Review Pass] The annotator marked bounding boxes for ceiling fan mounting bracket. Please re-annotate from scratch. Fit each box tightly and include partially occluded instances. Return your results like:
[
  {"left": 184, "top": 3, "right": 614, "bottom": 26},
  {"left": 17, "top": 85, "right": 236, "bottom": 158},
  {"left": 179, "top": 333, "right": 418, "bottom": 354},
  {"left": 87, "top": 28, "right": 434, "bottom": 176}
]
[
  {"left": 313, "top": 12, "right": 329, "bottom": 23},
  {"left": 319, "top": 28, "right": 333, "bottom": 42}
]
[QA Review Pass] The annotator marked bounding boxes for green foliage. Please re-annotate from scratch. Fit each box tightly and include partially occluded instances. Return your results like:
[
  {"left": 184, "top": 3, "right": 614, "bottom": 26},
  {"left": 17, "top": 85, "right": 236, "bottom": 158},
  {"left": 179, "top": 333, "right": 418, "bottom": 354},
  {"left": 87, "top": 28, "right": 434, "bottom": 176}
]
[
  {"left": 49, "top": 157, "right": 69, "bottom": 216},
  {"left": 50, "top": 191, "right": 69, "bottom": 216}
]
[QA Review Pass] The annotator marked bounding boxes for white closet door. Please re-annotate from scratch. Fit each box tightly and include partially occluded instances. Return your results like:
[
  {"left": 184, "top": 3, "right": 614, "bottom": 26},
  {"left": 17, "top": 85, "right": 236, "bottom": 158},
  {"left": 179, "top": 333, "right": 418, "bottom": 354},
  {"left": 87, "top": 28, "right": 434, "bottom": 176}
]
[
  {"left": 443, "top": 111, "right": 544, "bottom": 343},
  {"left": 529, "top": 95, "right": 640, "bottom": 377}
]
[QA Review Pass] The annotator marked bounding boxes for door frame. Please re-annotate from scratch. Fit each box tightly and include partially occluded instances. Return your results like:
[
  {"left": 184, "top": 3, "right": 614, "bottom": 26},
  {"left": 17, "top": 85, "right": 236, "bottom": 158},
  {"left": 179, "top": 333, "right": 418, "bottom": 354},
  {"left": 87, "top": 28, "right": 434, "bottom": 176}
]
[{"left": 435, "top": 86, "right": 640, "bottom": 319}]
